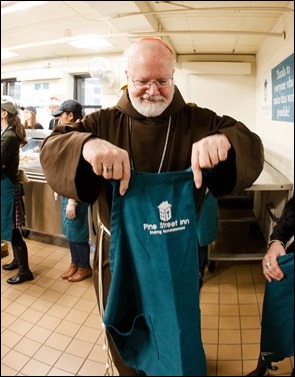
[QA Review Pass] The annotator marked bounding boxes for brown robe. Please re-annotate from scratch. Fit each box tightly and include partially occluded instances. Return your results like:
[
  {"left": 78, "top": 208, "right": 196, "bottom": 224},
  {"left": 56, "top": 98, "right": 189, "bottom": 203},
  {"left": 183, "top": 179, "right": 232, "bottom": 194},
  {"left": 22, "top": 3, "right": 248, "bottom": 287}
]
[{"left": 40, "top": 86, "right": 264, "bottom": 375}]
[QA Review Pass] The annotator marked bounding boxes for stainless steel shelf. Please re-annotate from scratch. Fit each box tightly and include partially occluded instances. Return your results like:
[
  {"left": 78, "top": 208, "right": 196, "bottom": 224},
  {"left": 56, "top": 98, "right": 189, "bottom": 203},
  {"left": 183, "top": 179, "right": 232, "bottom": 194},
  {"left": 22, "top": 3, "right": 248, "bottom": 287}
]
[{"left": 208, "top": 161, "right": 293, "bottom": 263}]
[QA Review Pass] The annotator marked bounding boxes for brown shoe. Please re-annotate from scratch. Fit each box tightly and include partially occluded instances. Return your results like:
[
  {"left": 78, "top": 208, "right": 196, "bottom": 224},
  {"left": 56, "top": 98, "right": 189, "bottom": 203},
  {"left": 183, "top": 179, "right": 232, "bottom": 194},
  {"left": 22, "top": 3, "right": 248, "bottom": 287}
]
[
  {"left": 61, "top": 264, "right": 78, "bottom": 279},
  {"left": 68, "top": 266, "right": 92, "bottom": 282},
  {"left": 1, "top": 249, "right": 9, "bottom": 258},
  {"left": 1, "top": 241, "right": 9, "bottom": 259}
]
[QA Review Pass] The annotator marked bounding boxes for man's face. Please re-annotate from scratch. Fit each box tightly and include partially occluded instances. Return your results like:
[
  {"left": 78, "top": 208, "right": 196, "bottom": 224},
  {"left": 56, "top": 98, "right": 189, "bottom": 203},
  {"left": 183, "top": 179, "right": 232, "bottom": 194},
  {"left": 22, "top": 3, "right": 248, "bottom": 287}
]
[
  {"left": 49, "top": 105, "right": 59, "bottom": 114},
  {"left": 57, "top": 112, "right": 74, "bottom": 124},
  {"left": 128, "top": 78, "right": 175, "bottom": 118},
  {"left": 126, "top": 46, "right": 175, "bottom": 117}
]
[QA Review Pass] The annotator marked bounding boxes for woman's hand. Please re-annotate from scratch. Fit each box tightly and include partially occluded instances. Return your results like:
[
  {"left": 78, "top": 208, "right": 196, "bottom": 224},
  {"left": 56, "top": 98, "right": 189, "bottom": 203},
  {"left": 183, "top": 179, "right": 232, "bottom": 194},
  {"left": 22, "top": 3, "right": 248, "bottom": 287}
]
[
  {"left": 66, "top": 199, "right": 77, "bottom": 219},
  {"left": 262, "top": 241, "right": 286, "bottom": 282}
]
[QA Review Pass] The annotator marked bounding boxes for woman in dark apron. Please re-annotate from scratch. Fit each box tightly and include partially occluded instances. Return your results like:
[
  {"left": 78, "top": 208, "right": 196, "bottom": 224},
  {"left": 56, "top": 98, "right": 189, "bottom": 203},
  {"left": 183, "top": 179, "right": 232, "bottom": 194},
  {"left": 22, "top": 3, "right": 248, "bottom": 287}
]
[
  {"left": 247, "top": 196, "right": 294, "bottom": 376},
  {"left": 1, "top": 96, "right": 34, "bottom": 284}
]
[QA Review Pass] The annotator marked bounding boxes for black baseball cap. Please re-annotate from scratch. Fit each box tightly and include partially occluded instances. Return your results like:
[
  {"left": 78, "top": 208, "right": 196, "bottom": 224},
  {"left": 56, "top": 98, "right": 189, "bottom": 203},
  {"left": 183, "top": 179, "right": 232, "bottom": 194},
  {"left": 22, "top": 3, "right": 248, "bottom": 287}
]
[{"left": 51, "top": 99, "right": 83, "bottom": 117}]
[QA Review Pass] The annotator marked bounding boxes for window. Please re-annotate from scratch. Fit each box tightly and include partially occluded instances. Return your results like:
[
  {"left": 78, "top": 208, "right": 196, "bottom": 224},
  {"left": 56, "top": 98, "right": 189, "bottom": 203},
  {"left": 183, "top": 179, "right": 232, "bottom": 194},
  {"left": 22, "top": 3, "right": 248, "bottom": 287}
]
[
  {"left": 74, "top": 75, "right": 102, "bottom": 115},
  {"left": 1, "top": 78, "right": 21, "bottom": 105}
]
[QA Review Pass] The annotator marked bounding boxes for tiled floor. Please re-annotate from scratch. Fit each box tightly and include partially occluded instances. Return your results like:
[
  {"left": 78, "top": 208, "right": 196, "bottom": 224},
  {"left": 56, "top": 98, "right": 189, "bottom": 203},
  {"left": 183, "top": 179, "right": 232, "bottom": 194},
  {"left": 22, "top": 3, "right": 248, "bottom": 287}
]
[{"left": 1, "top": 229, "right": 294, "bottom": 376}]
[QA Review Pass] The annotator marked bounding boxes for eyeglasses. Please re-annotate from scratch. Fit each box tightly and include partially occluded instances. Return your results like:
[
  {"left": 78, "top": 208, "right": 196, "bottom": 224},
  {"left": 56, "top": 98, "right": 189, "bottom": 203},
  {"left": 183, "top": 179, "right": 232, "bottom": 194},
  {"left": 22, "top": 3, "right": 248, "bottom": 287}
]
[{"left": 130, "top": 77, "right": 173, "bottom": 89}]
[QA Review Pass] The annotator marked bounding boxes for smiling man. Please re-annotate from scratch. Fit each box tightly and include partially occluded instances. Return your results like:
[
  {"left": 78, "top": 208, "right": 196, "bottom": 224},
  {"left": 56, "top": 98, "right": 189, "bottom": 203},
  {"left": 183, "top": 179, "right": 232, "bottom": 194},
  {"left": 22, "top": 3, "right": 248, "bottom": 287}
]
[{"left": 40, "top": 37, "right": 264, "bottom": 376}]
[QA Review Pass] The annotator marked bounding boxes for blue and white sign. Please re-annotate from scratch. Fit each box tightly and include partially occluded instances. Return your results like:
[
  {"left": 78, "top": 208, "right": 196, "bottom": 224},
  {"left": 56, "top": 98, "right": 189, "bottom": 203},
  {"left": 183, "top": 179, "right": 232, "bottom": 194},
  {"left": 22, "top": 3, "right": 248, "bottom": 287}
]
[{"left": 272, "top": 53, "right": 294, "bottom": 122}]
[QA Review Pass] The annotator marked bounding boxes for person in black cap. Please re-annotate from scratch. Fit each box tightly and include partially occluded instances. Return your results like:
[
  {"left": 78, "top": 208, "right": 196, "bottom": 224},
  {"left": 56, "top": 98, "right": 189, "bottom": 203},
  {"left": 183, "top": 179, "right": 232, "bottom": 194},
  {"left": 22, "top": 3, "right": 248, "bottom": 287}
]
[
  {"left": 21, "top": 106, "right": 43, "bottom": 129},
  {"left": 1, "top": 96, "right": 34, "bottom": 284},
  {"left": 51, "top": 99, "right": 84, "bottom": 119},
  {"left": 52, "top": 100, "right": 91, "bottom": 282}
]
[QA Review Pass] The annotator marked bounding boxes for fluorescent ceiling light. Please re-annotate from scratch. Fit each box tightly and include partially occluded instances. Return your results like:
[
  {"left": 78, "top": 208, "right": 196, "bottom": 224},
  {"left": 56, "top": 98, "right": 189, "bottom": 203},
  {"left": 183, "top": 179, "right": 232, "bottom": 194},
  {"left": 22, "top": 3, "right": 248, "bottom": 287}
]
[
  {"left": 1, "top": 49, "right": 19, "bottom": 59},
  {"left": 1, "top": 1, "right": 48, "bottom": 15},
  {"left": 68, "top": 35, "right": 112, "bottom": 49}
]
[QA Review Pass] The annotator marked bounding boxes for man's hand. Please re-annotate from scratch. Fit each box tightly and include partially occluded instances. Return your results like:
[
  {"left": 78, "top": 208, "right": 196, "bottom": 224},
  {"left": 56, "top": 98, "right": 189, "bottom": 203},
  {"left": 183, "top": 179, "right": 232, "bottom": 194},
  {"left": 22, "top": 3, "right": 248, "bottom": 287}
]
[
  {"left": 82, "top": 138, "right": 131, "bottom": 196},
  {"left": 191, "top": 134, "right": 231, "bottom": 189}
]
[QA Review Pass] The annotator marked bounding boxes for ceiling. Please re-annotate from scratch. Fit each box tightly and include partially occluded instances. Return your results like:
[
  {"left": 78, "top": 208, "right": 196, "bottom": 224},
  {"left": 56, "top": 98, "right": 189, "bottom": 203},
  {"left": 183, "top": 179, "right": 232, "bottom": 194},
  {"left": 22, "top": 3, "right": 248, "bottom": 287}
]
[{"left": 1, "top": 1, "right": 293, "bottom": 65}]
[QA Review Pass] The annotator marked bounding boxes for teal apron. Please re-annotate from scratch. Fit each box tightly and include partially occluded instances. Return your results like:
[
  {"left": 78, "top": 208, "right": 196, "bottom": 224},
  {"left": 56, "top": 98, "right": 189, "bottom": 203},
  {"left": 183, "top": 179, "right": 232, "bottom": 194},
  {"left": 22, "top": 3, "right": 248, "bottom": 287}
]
[
  {"left": 103, "top": 169, "right": 207, "bottom": 376},
  {"left": 61, "top": 196, "right": 89, "bottom": 242},
  {"left": 1, "top": 174, "right": 17, "bottom": 241},
  {"left": 260, "top": 253, "right": 294, "bottom": 364},
  {"left": 196, "top": 191, "right": 218, "bottom": 247}
]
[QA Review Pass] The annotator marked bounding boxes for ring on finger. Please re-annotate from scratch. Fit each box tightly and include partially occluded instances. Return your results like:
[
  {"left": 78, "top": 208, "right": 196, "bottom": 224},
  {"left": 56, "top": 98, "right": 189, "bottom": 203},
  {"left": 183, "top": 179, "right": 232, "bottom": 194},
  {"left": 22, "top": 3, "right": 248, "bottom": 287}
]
[
  {"left": 266, "top": 262, "right": 271, "bottom": 269},
  {"left": 102, "top": 165, "right": 113, "bottom": 174}
]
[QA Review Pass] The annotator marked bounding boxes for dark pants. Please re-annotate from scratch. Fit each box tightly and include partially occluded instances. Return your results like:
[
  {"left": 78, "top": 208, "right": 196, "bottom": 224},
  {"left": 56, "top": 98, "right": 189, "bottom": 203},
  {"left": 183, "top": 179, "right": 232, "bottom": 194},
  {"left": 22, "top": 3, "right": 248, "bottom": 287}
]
[{"left": 69, "top": 241, "right": 90, "bottom": 268}]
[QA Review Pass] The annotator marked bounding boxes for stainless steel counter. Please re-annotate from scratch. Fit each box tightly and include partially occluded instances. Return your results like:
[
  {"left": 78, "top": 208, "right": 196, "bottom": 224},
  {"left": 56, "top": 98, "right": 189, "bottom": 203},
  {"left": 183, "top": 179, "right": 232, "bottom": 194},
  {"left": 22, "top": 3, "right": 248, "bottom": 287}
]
[
  {"left": 22, "top": 181, "right": 64, "bottom": 237},
  {"left": 20, "top": 135, "right": 64, "bottom": 237}
]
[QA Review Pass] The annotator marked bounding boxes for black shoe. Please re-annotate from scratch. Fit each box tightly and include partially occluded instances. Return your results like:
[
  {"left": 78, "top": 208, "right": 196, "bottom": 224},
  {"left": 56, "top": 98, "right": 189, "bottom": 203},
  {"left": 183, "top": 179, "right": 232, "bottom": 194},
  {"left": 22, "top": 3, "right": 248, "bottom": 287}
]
[
  {"left": 2, "top": 259, "right": 18, "bottom": 270},
  {"left": 136, "top": 370, "right": 146, "bottom": 376},
  {"left": 199, "top": 272, "right": 204, "bottom": 290},
  {"left": 7, "top": 270, "right": 34, "bottom": 284},
  {"left": 246, "top": 366, "right": 267, "bottom": 376}
]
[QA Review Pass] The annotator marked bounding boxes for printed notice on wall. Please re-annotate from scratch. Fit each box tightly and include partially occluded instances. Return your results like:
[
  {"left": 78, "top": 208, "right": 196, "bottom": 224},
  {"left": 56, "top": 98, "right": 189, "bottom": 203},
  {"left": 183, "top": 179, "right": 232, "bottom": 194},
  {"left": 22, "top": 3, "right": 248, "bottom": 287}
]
[
  {"left": 261, "top": 73, "right": 272, "bottom": 119},
  {"left": 272, "top": 53, "right": 294, "bottom": 122}
]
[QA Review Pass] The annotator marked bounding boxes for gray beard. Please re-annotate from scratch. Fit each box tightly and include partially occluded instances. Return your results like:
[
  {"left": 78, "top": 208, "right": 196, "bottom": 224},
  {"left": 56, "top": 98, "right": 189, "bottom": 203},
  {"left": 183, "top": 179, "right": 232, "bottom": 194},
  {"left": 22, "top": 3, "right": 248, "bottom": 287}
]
[{"left": 130, "top": 95, "right": 171, "bottom": 117}]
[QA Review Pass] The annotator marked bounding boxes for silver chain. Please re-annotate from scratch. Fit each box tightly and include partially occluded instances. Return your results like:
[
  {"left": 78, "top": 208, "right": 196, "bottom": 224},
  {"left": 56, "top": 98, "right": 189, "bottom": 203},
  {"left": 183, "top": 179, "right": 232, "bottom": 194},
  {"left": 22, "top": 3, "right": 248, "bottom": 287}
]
[{"left": 128, "top": 116, "right": 172, "bottom": 173}]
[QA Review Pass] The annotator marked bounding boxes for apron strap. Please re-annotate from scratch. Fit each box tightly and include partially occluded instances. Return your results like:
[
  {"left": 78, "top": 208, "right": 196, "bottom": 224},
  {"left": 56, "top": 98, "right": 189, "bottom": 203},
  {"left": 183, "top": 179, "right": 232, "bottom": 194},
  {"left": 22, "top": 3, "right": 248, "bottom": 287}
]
[{"left": 98, "top": 223, "right": 114, "bottom": 376}]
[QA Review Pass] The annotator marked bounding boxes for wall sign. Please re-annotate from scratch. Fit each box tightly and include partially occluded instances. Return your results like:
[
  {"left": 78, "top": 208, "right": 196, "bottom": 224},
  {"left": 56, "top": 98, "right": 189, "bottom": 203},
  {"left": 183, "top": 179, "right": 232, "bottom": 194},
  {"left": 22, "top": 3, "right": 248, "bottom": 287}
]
[{"left": 272, "top": 53, "right": 294, "bottom": 122}]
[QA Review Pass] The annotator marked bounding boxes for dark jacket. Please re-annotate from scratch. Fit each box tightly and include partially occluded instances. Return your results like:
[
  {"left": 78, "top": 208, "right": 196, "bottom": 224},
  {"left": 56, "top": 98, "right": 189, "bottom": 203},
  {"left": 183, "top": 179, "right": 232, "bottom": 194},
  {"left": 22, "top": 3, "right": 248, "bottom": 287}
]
[
  {"left": 26, "top": 122, "right": 43, "bottom": 129},
  {"left": 1, "top": 127, "right": 20, "bottom": 184},
  {"left": 49, "top": 118, "right": 58, "bottom": 130},
  {"left": 270, "top": 196, "right": 294, "bottom": 253}
]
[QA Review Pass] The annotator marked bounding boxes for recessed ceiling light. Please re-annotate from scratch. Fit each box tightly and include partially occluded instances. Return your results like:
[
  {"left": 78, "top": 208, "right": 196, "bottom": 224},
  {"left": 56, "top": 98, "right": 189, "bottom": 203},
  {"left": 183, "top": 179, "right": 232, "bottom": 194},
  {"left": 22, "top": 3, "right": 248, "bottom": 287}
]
[
  {"left": 1, "top": 49, "right": 18, "bottom": 59},
  {"left": 1, "top": 1, "right": 48, "bottom": 15},
  {"left": 67, "top": 35, "right": 112, "bottom": 49}
]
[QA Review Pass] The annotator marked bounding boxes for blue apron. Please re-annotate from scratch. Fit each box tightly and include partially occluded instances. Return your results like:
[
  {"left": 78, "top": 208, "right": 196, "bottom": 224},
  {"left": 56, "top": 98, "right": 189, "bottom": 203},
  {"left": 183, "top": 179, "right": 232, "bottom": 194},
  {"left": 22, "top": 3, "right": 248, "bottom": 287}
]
[
  {"left": 260, "top": 252, "right": 294, "bottom": 364},
  {"left": 103, "top": 169, "right": 207, "bottom": 376}
]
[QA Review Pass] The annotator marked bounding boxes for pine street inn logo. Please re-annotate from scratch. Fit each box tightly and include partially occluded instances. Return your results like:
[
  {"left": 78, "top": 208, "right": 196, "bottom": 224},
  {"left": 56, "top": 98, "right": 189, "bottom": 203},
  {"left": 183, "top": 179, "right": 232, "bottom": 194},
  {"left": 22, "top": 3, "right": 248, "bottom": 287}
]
[{"left": 143, "top": 200, "right": 190, "bottom": 236}]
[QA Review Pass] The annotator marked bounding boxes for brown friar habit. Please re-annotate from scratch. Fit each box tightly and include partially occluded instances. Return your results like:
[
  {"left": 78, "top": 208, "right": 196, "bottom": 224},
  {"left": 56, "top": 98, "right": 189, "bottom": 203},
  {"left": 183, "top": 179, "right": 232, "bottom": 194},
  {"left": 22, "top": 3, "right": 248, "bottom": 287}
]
[{"left": 40, "top": 86, "right": 264, "bottom": 375}]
